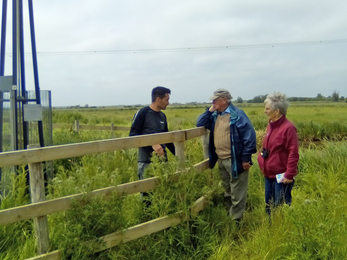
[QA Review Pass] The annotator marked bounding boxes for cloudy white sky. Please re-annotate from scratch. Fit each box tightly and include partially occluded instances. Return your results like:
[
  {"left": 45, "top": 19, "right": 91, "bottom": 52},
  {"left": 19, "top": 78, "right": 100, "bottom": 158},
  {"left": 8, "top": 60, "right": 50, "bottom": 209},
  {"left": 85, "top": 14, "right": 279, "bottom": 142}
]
[{"left": 3, "top": 0, "right": 347, "bottom": 106}]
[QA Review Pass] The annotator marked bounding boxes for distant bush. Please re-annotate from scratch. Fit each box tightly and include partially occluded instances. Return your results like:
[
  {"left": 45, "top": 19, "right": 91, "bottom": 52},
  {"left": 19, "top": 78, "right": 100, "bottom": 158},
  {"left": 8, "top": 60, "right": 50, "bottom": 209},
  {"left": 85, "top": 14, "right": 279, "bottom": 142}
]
[
  {"left": 236, "top": 97, "right": 243, "bottom": 103},
  {"left": 53, "top": 111, "right": 87, "bottom": 124},
  {"left": 295, "top": 121, "right": 347, "bottom": 141}
]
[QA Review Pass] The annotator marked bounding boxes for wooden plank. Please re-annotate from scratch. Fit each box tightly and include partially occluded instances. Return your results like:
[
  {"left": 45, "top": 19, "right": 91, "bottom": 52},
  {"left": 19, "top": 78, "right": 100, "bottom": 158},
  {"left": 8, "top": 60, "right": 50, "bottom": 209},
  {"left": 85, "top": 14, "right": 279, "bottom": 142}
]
[
  {"left": 52, "top": 124, "right": 71, "bottom": 129},
  {"left": 53, "top": 124, "right": 130, "bottom": 131},
  {"left": 25, "top": 250, "right": 61, "bottom": 260},
  {"left": 110, "top": 123, "right": 115, "bottom": 138},
  {"left": 25, "top": 195, "right": 208, "bottom": 259},
  {"left": 174, "top": 141, "right": 185, "bottom": 170},
  {"left": 0, "top": 177, "right": 160, "bottom": 226},
  {"left": 74, "top": 120, "right": 79, "bottom": 133},
  {"left": 27, "top": 211, "right": 186, "bottom": 259},
  {"left": 92, "top": 211, "right": 187, "bottom": 252},
  {"left": 192, "top": 159, "right": 210, "bottom": 173},
  {"left": 185, "top": 127, "right": 206, "bottom": 140},
  {"left": 79, "top": 125, "right": 109, "bottom": 130},
  {"left": 113, "top": 126, "right": 130, "bottom": 131},
  {"left": 191, "top": 196, "right": 208, "bottom": 216},
  {"left": 0, "top": 130, "right": 186, "bottom": 167},
  {"left": 0, "top": 160, "right": 208, "bottom": 226},
  {"left": 92, "top": 195, "right": 208, "bottom": 252},
  {"left": 28, "top": 144, "right": 50, "bottom": 254},
  {"left": 79, "top": 125, "right": 130, "bottom": 131},
  {"left": 201, "top": 132, "right": 209, "bottom": 159}
]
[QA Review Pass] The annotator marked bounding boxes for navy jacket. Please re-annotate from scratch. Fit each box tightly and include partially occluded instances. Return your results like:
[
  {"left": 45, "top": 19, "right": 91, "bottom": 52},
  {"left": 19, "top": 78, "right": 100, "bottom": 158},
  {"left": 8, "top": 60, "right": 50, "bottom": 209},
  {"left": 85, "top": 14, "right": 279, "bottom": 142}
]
[
  {"left": 130, "top": 106, "right": 175, "bottom": 162},
  {"left": 196, "top": 103, "right": 256, "bottom": 176}
]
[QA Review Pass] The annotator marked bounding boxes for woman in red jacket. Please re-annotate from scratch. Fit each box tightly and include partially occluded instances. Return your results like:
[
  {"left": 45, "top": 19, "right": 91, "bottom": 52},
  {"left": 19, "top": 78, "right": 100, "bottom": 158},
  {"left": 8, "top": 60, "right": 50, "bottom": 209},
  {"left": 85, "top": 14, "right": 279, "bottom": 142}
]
[{"left": 257, "top": 92, "right": 299, "bottom": 215}]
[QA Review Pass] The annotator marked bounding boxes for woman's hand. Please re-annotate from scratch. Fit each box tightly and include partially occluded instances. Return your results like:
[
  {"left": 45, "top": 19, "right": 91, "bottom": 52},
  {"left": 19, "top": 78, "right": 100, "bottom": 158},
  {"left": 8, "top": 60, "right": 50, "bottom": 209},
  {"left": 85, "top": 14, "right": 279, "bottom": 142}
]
[{"left": 282, "top": 177, "right": 293, "bottom": 184}]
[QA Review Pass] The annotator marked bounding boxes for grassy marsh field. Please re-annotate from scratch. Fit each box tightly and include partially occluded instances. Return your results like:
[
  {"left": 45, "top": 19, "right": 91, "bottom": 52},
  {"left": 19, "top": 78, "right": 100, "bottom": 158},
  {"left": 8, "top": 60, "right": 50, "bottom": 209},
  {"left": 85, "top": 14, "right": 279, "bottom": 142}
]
[{"left": 1, "top": 101, "right": 347, "bottom": 259}]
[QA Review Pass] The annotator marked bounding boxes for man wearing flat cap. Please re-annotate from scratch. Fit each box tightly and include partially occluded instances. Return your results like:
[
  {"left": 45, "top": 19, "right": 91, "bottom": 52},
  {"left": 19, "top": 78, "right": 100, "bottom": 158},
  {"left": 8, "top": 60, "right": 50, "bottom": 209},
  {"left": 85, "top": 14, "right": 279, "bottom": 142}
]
[{"left": 197, "top": 89, "right": 256, "bottom": 223}]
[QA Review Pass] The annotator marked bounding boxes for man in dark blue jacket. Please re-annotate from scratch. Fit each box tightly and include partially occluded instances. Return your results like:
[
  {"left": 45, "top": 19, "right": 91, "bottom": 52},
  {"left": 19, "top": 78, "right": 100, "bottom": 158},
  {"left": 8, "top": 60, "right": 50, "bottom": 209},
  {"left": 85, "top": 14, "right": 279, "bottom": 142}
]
[
  {"left": 197, "top": 89, "right": 256, "bottom": 222},
  {"left": 130, "top": 86, "right": 175, "bottom": 182}
]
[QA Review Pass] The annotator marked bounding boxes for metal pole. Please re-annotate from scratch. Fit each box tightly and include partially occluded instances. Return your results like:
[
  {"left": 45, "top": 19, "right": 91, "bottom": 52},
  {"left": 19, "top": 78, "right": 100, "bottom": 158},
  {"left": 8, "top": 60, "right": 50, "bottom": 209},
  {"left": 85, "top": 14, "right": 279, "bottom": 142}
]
[
  {"left": 12, "top": 0, "right": 17, "bottom": 85},
  {"left": 28, "top": 0, "right": 40, "bottom": 104},
  {"left": 0, "top": 0, "right": 8, "bottom": 189},
  {"left": 19, "top": 0, "right": 28, "bottom": 150},
  {"left": 12, "top": 0, "right": 18, "bottom": 151},
  {"left": 28, "top": 0, "right": 44, "bottom": 147},
  {"left": 0, "top": 0, "right": 7, "bottom": 74},
  {"left": 18, "top": 0, "right": 25, "bottom": 96}
]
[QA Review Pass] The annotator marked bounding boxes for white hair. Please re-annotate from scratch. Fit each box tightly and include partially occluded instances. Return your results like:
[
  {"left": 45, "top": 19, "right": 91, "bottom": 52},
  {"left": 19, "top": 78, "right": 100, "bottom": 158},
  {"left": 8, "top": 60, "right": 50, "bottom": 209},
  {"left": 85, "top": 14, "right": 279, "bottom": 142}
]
[{"left": 264, "top": 92, "right": 289, "bottom": 115}]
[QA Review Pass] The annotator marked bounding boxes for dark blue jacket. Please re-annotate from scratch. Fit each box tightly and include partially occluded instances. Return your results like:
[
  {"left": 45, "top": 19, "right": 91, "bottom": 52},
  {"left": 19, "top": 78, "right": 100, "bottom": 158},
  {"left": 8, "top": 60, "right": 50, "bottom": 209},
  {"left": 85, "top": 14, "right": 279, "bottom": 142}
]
[
  {"left": 196, "top": 103, "right": 256, "bottom": 177},
  {"left": 130, "top": 106, "right": 175, "bottom": 163}
]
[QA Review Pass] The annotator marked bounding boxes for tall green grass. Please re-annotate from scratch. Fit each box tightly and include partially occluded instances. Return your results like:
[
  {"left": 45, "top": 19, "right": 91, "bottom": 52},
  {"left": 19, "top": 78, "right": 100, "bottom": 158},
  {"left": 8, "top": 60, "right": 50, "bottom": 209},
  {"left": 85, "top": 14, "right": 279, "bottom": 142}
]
[
  {"left": 209, "top": 141, "right": 347, "bottom": 260},
  {"left": 2, "top": 141, "right": 346, "bottom": 259},
  {"left": 1, "top": 104, "right": 347, "bottom": 259},
  {"left": 53, "top": 103, "right": 347, "bottom": 141}
]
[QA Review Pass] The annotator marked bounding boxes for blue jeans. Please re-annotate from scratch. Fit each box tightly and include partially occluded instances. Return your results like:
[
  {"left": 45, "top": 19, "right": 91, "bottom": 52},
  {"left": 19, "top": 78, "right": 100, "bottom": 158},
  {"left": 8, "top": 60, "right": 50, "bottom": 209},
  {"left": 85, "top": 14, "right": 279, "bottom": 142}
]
[
  {"left": 137, "top": 162, "right": 151, "bottom": 180},
  {"left": 265, "top": 177, "right": 294, "bottom": 215},
  {"left": 137, "top": 162, "right": 152, "bottom": 206}
]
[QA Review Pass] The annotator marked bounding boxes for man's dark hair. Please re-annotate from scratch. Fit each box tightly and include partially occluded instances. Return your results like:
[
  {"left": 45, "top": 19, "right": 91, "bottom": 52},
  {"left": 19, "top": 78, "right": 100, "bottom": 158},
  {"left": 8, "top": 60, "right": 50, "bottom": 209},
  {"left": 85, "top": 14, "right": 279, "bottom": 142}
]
[{"left": 151, "top": 86, "right": 171, "bottom": 103}]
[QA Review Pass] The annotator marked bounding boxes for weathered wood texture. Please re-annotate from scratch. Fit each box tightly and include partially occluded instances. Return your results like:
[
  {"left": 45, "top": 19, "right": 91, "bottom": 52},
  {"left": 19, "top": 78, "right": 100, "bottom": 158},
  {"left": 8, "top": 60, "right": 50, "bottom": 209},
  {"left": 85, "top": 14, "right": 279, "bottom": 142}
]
[
  {"left": 74, "top": 120, "right": 79, "bottom": 132},
  {"left": 52, "top": 124, "right": 69, "bottom": 129},
  {"left": 0, "top": 128, "right": 206, "bottom": 167},
  {"left": 201, "top": 132, "right": 210, "bottom": 159},
  {"left": 26, "top": 196, "right": 208, "bottom": 260},
  {"left": 92, "top": 196, "right": 208, "bottom": 252},
  {"left": 0, "top": 160, "right": 209, "bottom": 226},
  {"left": 0, "top": 126, "right": 209, "bottom": 260},
  {"left": 79, "top": 125, "right": 130, "bottom": 131},
  {"left": 53, "top": 123, "right": 130, "bottom": 132},
  {"left": 28, "top": 145, "right": 50, "bottom": 254},
  {"left": 185, "top": 127, "right": 207, "bottom": 140},
  {"left": 174, "top": 141, "right": 185, "bottom": 170},
  {"left": 25, "top": 250, "right": 62, "bottom": 260}
]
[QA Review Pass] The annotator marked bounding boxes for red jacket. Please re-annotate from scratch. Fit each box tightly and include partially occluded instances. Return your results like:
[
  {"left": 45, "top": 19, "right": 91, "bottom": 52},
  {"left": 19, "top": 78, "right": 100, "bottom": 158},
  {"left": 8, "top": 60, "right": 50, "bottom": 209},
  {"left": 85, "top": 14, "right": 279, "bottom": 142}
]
[{"left": 257, "top": 115, "right": 299, "bottom": 180}]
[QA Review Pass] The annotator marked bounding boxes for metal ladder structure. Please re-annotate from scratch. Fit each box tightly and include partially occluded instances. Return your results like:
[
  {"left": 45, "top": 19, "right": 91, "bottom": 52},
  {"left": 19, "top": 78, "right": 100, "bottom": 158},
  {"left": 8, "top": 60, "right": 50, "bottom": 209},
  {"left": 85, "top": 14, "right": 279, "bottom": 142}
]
[{"left": 0, "top": 0, "right": 44, "bottom": 183}]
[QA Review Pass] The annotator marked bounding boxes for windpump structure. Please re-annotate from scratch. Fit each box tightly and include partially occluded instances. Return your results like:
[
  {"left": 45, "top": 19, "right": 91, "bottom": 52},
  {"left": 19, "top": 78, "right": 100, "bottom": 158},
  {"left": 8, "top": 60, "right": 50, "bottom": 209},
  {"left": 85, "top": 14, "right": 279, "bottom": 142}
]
[{"left": 0, "top": 0, "right": 52, "bottom": 183}]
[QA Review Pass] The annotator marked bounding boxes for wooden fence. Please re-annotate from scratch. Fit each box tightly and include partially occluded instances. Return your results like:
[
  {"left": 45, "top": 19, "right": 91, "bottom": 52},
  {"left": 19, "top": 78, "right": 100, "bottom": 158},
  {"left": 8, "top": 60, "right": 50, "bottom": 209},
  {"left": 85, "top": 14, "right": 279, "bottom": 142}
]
[
  {"left": 0, "top": 126, "right": 210, "bottom": 260},
  {"left": 53, "top": 120, "right": 209, "bottom": 159},
  {"left": 53, "top": 120, "right": 131, "bottom": 133}
]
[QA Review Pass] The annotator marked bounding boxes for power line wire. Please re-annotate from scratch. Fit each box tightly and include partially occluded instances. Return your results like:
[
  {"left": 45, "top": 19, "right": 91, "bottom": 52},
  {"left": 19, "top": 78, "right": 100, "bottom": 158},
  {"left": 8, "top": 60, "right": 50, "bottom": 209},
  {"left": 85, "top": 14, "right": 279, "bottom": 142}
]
[{"left": 8, "top": 39, "right": 347, "bottom": 56}]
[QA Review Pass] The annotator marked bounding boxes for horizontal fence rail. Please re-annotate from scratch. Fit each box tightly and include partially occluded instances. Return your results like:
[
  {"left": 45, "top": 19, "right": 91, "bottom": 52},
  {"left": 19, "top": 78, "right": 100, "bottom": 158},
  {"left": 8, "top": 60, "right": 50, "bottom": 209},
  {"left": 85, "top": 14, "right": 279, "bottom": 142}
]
[
  {"left": 0, "top": 127, "right": 207, "bottom": 167},
  {"left": 53, "top": 123, "right": 131, "bottom": 132},
  {"left": 26, "top": 196, "right": 208, "bottom": 260},
  {"left": 0, "top": 125, "right": 210, "bottom": 259},
  {"left": 0, "top": 160, "right": 209, "bottom": 226}
]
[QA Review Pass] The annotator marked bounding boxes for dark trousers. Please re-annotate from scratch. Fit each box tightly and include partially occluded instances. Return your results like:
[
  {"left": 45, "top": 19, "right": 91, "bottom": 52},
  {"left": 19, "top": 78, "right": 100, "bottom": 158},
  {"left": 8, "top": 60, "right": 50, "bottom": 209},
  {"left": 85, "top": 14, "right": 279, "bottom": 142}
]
[{"left": 265, "top": 177, "right": 294, "bottom": 215}]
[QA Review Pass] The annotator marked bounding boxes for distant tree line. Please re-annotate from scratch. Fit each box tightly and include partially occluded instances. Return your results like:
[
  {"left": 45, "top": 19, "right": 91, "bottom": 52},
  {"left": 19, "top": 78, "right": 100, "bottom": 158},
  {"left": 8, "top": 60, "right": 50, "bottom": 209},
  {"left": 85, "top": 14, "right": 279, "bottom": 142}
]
[
  {"left": 246, "top": 95, "right": 267, "bottom": 103},
  {"left": 243, "top": 91, "right": 345, "bottom": 103}
]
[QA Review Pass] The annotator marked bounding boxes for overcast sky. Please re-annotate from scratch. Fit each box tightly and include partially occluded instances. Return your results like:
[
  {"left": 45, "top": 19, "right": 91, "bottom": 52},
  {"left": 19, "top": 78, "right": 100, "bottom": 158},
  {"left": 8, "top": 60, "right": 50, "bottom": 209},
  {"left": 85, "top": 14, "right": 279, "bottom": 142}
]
[{"left": 3, "top": 0, "right": 347, "bottom": 106}]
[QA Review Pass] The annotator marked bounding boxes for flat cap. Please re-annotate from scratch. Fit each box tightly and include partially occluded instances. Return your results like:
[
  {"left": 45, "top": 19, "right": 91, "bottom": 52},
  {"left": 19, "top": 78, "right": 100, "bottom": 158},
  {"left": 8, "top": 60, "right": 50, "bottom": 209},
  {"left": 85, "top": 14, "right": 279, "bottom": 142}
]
[{"left": 209, "top": 88, "right": 232, "bottom": 100}]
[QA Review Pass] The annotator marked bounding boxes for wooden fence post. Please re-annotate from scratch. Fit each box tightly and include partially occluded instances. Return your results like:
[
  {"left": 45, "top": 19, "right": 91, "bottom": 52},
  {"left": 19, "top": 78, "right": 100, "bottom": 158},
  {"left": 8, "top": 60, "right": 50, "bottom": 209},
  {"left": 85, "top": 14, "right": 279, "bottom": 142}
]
[
  {"left": 201, "top": 130, "right": 209, "bottom": 159},
  {"left": 28, "top": 144, "right": 50, "bottom": 255},
  {"left": 174, "top": 141, "right": 185, "bottom": 170},
  {"left": 110, "top": 123, "right": 114, "bottom": 137},
  {"left": 74, "top": 120, "right": 79, "bottom": 133},
  {"left": 46, "top": 161, "right": 54, "bottom": 183}
]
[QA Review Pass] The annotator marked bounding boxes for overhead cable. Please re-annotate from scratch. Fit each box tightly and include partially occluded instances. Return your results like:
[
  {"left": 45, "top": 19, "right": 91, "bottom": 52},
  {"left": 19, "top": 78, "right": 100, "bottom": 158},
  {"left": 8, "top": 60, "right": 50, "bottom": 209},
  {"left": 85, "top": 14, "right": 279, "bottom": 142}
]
[{"left": 11, "top": 39, "right": 347, "bottom": 56}]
